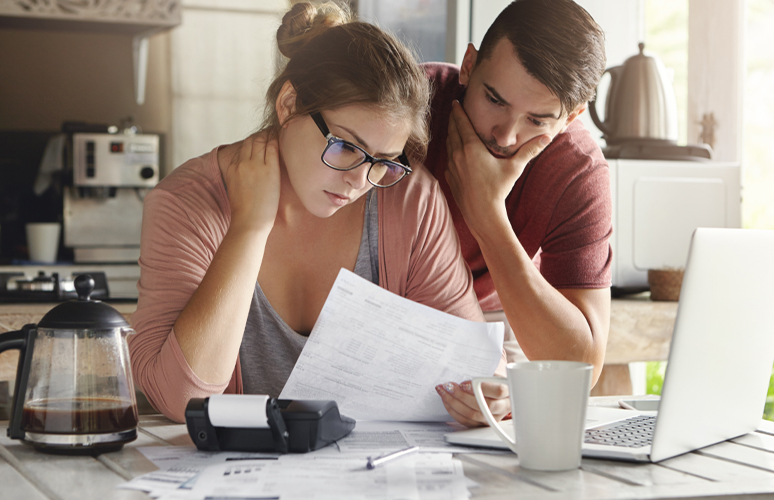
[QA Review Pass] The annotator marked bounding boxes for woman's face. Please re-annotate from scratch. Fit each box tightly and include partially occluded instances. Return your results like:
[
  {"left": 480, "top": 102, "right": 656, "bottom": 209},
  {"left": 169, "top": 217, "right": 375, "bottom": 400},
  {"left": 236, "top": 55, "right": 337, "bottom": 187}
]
[{"left": 278, "top": 102, "right": 411, "bottom": 219}]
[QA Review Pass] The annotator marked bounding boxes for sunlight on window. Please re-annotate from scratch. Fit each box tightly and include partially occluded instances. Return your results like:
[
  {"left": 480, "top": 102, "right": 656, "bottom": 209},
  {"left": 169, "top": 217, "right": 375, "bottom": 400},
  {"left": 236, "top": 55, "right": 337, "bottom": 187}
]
[
  {"left": 644, "top": 0, "right": 688, "bottom": 146},
  {"left": 642, "top": 0, "right": 687, "bottom": 400},
  {"left": 744, "top": 0, "right": 774, "bottom": 230},
  {"left": 642, "top": 1, "right": 774, "bottom": 410}
]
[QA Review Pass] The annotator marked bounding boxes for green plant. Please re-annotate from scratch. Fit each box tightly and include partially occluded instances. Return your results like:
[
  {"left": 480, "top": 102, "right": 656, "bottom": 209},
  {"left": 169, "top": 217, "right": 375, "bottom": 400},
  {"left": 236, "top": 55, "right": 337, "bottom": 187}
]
[
  {"left": 645, "top": 361, "right": 666, "bottom": 395},
  {"left": 764, "top": 363, "right": 774, "bottom": 421}
]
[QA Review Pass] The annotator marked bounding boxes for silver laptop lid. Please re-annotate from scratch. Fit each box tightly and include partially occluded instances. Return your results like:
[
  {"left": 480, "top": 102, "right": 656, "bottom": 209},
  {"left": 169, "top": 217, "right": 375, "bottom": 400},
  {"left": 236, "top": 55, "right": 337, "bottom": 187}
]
[{"left": 651, "top": 228, "right": 774, "bottom": 462}]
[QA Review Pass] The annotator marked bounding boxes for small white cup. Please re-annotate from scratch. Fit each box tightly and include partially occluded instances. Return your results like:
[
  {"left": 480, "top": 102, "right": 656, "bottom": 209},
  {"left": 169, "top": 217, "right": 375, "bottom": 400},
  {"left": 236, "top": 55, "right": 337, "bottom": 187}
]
[
  {"left": 473, "top": 360, "right": 593, "bottom": 471},
  {"left": 26, "top": 222, "right": 61, "bottom": 263}
]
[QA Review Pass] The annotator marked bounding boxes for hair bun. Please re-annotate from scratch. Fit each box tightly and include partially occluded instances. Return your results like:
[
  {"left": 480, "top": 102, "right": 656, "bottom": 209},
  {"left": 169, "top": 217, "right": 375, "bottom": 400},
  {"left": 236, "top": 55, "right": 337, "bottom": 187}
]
[{"left": 277, "top": 2, "right": 352, "bottom": 60}]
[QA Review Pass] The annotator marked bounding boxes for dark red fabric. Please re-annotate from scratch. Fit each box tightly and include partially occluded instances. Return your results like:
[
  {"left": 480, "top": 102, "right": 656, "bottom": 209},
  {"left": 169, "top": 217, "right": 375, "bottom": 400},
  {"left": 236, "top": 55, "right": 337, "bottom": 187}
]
[{"left": 422, "top": 63, "right": 613, "bottom": 311}]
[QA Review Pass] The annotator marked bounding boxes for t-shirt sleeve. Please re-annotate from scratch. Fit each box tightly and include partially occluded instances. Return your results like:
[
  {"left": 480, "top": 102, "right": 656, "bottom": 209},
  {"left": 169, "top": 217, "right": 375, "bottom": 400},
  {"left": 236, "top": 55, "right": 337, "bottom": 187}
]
[
  {"left": 538, "top": 160, "right": 613, "bottom": 289},
  {"left": 128, "top": 188, "right": 233, "bottom": 423}
]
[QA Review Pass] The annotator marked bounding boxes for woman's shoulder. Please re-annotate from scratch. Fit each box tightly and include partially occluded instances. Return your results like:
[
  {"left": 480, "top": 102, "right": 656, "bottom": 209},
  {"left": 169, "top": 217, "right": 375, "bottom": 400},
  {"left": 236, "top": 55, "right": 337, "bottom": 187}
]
[
  {"left": 156, "top": 147, "right": 222, "bottom": 193},
  {"left": 381, "top": 162, "right": 440, "bottom": 211},
  {"left": 149, "top": 147, "right": 229, "bottom": 216}
]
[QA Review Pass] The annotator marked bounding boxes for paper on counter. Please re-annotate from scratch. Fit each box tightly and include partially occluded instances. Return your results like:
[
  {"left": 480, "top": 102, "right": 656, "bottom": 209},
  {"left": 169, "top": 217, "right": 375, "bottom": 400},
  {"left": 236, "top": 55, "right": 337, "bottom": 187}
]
[
  {"left": 280, "top": 269, "right": 504, "bottom": 421},
  {"left": 189, "top": 453, "right": 469, "bottom": 500},
  {"left": 117, "top": 446, "right": 278, "bottom": 497},
  {"left": 119, "top": 425, "right": 478, "bottom": 500},
  {"left": 136, "top": 446, "right": 279, "bottom": 469},
  {"left": 336, "top": 420, "right": 482, "bottom": 454}
]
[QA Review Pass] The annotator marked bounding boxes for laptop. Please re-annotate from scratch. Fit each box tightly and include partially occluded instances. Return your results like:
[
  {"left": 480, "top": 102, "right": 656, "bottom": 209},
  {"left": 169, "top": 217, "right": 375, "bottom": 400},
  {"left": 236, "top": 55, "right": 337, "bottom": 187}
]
[{"left": 446, "top": 228, "right": 774, "bottom": 462}]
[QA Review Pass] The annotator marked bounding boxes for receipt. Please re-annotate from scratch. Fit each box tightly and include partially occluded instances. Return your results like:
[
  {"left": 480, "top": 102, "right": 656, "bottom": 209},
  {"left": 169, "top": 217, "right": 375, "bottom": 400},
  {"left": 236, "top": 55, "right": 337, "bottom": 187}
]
[
  {"left": 280, "top": 269, "right": 504, "bottom": 421},
  {"left": 207, "top": 395, "right": 269, "bottom": 428}
]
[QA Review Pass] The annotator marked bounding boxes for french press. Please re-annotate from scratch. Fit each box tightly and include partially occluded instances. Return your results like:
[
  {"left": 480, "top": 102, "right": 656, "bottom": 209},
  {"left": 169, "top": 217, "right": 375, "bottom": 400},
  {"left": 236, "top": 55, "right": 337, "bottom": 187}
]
[{"left": 0, "top": 275, "right": 138, "bottom": 454}]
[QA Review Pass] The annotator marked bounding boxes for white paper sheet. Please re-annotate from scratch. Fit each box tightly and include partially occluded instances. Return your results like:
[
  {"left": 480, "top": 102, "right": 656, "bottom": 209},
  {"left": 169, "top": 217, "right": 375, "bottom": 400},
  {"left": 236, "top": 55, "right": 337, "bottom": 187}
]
[
  {"left": 117, "top": 446, "right": 278, "bottom": 497},
  {"left": 336, "top": 420, "right": 488, "bottom": 454},
  {"left": 280, "top": 269, "right": 504, "bottom": 421},
  {"left": 118, "top": 423, "right": 482, "bottom": 499},
  {"left": 189, "top": 453, "right": 468, "bottom": 500}
]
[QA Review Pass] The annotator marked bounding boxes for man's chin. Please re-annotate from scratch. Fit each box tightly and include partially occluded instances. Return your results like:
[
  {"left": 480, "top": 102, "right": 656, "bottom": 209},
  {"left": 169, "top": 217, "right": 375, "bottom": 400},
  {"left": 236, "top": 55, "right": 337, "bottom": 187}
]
[{"left": 478, "top": 131, "right": 517, "bottom": 158}]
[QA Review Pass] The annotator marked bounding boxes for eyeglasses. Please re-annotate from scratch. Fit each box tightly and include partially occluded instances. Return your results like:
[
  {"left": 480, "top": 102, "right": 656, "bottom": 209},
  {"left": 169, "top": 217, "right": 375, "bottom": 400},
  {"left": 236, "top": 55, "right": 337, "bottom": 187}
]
[{"left": 311, "top": 112, "right": 412, "bottom": 188}]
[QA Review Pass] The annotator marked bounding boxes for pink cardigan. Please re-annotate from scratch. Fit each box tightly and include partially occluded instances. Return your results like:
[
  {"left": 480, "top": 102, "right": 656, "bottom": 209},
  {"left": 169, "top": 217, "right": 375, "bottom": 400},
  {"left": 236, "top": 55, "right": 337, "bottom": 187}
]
[{"left": 129, "top": 147, "right": 484, "bottom": 422}]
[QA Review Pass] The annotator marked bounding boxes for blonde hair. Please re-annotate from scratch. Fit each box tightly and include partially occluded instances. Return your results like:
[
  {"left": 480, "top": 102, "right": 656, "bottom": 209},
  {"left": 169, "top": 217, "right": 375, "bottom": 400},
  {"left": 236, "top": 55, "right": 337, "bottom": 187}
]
[{"left": 263, "top": 2, "right": 430, "bottom": 160}]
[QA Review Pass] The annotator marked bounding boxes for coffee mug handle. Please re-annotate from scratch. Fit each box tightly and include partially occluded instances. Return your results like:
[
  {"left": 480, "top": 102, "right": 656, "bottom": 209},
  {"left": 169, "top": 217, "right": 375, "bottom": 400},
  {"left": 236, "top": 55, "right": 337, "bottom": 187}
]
[{"left": 472, "top": 376, "right": 518, "bottom": 455}]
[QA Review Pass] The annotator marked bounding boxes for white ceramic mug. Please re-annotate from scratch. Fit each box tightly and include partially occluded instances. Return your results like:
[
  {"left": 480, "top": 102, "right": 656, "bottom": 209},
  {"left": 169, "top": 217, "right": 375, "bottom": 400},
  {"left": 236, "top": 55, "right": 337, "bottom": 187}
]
[
  {"left": 473, "top": 360, "right": 593, "bottom": 471},
  {"left": 26, "top": 222, "right": 61, "bottom": 263}
]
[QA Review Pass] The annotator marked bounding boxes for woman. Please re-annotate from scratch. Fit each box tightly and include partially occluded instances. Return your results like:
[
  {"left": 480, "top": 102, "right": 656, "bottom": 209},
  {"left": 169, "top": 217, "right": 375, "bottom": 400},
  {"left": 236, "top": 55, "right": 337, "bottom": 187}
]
[{"left": 128, "top": 2, "right": 508, "bottom": 425}]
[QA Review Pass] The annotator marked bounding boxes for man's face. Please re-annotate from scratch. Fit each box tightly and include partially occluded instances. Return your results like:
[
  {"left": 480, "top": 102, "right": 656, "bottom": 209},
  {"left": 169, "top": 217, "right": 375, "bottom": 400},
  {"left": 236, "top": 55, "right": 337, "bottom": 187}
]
[{"left": 459, "top": 38, "right": 584, "bottom": 159}]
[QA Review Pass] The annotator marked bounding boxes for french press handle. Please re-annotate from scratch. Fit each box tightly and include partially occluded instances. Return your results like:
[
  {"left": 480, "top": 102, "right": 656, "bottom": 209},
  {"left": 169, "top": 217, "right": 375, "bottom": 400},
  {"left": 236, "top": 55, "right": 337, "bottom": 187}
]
[{"left": 0, "top": 324, "right": 37, "bottom": 439}]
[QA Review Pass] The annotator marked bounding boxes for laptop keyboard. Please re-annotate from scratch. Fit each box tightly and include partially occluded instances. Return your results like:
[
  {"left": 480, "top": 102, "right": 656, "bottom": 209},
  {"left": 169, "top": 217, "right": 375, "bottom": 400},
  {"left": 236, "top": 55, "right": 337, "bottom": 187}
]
[{"left": 584, "top": 415, "right": 656, "bottom": 448}]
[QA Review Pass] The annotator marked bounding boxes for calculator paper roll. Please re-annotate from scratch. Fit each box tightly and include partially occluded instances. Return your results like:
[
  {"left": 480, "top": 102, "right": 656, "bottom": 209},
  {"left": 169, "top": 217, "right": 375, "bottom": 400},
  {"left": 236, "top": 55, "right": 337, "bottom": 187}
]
[{"left": 208, "top": 395, "right": 270, "bottom": 428}]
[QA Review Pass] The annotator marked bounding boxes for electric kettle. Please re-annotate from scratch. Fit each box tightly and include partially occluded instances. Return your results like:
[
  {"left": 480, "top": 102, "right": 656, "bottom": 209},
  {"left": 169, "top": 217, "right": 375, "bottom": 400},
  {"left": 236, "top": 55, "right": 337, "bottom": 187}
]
[
  {"left": 0, "top": 275, "right": 138, "bottom": 454},
  {"left": 589, "top": 43, "right": 679, "bottom": 145}
]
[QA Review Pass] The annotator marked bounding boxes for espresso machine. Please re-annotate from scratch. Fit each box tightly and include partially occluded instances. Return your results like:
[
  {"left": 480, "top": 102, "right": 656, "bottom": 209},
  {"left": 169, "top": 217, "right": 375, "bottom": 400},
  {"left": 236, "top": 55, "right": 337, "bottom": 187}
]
[{"left": 64, "top": 131, "right": 159, "bottom": 263}]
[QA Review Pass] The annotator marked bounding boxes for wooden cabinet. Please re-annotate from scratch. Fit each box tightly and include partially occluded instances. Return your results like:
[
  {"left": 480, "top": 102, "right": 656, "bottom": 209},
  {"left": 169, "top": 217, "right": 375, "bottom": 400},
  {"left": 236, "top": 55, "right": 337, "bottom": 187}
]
[{"left": 0, "top": 0, "right": 182, "bottom": 105}]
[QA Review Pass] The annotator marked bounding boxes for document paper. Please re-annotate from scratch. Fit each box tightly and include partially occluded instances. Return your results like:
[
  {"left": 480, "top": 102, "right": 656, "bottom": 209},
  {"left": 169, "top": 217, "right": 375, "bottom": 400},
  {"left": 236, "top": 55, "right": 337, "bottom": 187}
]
[
  {"left": 280, "top": 268, "right": 504, "bottom": 421},
  {"left": 189, "top": 453, "right": 469, "bottom": 500}
]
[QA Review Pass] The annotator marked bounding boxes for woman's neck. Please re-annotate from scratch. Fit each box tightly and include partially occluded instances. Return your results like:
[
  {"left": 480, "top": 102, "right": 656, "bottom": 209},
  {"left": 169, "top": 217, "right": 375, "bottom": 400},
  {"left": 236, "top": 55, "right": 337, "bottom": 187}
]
[
  {"left": 217, "top": 134, "right": 363, "bottom": 232},
  {"left": 274, "top": 162, "right": 312, "bottom": 227}
]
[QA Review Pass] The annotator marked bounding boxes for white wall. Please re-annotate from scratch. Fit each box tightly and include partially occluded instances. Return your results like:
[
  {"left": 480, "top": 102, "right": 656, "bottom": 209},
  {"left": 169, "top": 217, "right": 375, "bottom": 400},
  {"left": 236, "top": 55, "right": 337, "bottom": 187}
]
[{"left": 170, "top": 0, "right": 286, "bottom": 170}]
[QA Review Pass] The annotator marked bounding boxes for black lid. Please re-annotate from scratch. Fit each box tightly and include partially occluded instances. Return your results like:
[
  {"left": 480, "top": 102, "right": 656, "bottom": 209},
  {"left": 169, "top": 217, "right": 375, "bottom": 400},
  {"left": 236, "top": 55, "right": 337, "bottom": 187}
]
[{"left": 37, "top": 275, "right": 130, "bottom": 329}]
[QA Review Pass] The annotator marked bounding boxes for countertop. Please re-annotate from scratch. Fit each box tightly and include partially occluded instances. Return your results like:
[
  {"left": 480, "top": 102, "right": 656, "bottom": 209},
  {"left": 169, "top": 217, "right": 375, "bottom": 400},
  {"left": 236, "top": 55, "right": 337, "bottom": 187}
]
[{"left": 3, "top": 397, "right": 774, "bottom": 500}]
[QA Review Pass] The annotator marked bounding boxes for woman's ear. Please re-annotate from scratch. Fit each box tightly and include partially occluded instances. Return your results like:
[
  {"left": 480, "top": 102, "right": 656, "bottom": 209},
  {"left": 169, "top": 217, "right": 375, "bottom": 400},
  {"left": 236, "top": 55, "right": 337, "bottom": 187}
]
[{"left": 276, "top": 80, "right": 298, "bottom": 127}]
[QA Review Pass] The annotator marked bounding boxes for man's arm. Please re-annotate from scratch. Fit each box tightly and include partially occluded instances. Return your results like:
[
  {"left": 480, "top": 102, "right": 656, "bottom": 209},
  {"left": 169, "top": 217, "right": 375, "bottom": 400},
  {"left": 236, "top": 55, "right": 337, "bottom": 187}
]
[
  {"left": 474, "top": 212, "right": 609, "bottom": 384},
  {"left": 445, "top": 101, "right": 609, "bottom": 385}
]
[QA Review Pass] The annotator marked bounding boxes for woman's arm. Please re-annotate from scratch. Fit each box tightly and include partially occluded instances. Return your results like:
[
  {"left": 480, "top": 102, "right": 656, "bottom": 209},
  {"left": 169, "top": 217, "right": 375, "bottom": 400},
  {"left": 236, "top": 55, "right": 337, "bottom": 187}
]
[
  {"left": 129, "top": 133, "right": 279, "bottom": 421},
  {"left": 172, "top": 132, "right": 280, "bottom": 384}
]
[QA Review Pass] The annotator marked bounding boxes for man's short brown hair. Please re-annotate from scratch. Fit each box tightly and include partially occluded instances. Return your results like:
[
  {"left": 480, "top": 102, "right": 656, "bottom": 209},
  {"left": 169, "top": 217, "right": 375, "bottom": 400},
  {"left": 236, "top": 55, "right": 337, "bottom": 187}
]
[{"left": 477, "top": 0, "right": 606, "bottom": 116}]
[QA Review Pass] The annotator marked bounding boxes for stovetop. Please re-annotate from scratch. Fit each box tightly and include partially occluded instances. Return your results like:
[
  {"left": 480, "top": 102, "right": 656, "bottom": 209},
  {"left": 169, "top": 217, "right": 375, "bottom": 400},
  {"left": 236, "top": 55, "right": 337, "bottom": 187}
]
[
  {"left": 0, "top": 271, "right": 109, "bottom": 303},
  {"left": 0, "top": 264, "right": 139, "bottom": 302}
]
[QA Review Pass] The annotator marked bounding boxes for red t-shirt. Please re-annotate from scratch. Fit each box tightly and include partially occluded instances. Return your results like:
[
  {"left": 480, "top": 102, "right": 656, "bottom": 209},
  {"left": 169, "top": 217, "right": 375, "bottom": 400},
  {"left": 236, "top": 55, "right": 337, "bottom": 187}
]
[{"left": 423, "top": 62, "right": 613, "bottom": 311}]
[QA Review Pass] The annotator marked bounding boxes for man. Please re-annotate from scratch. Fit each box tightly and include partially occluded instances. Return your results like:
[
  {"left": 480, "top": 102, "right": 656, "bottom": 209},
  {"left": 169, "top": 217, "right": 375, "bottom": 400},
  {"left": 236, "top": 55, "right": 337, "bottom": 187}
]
[{"left": 431, "top": 0, "right": 612, "bottom": 426}]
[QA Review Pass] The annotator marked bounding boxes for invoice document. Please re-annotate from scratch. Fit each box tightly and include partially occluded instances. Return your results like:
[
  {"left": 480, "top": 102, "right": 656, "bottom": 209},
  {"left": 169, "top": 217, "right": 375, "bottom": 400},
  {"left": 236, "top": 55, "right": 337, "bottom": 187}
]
[
  {"left": 280, "top": 268, "right": 504, "bottom": 421},
  {"left": 188, "top": 453, "right": 470, "bottom": 500},
  {"left": 118, "top": 447, "right": 278, "bottom": 497}
]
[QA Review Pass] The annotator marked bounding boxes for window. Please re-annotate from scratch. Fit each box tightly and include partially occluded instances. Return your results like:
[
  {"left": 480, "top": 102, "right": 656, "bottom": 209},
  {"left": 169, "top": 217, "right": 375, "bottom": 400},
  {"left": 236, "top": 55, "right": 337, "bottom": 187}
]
[
  {"left": 644, "top": 0, "right": 688, "bottom": 146},
  {"left": 744, "top": 0, "right": 774, "bottom": 229}
]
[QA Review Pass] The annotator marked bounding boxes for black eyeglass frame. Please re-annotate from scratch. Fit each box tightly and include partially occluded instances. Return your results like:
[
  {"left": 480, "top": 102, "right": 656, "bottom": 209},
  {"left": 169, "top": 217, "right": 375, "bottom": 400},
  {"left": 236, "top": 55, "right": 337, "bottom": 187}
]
[{"left": 310, "top": 112, "right": 412, "bottom": 188}]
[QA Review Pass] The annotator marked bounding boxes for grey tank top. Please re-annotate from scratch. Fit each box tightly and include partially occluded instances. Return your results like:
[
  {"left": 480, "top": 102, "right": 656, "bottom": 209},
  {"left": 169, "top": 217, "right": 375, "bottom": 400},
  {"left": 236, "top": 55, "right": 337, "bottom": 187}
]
[{"left": 239, "top": 190, "right": 379, "bottom": 397}]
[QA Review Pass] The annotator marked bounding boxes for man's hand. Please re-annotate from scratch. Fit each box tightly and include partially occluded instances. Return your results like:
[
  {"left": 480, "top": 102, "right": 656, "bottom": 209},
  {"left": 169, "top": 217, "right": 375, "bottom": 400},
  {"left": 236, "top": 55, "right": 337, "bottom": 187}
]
[
  {"left": 445, "top": 100, "right": 549, "bottom": 235},
  {"left": 435, "top": 379, "right": 510, "bottom": 427},
  {"left": 224, "top": 130, "right": 281, "bottom": 233}
]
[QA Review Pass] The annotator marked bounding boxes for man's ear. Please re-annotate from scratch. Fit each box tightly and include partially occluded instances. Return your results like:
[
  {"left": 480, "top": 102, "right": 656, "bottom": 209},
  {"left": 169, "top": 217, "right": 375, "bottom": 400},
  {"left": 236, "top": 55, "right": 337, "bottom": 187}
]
[
  {"left": 276, "top": 80, "right": 298, "bottom": 127},
  {"left": 459, "top": 43, "right": 478, "bottom": 87},
  {"left": 560, "top": 105, "right": 586, "bottom": 133}
]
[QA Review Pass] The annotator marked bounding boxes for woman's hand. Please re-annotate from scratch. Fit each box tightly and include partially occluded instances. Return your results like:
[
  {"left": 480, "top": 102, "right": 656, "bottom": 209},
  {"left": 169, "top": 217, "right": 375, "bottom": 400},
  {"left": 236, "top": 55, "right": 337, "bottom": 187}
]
[
  {"left": 224, "top": 130, "right": 281, "bottom": 233},
  {"left": 435, "top": 379, "right": 510, "bottom": 427}
]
